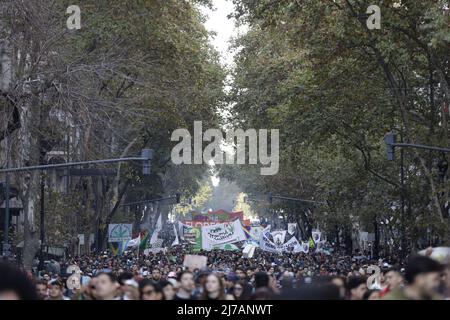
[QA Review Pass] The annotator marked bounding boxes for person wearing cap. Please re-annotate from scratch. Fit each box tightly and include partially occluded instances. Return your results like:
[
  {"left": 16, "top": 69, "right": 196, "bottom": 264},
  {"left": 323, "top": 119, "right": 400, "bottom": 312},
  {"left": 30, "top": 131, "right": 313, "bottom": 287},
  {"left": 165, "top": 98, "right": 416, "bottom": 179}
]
[
  {"left": 224, "top": 273, "right": 239, "bottom": 295},
  {"left": 46, "top": 280, "right": 69, "bottom": 300}
]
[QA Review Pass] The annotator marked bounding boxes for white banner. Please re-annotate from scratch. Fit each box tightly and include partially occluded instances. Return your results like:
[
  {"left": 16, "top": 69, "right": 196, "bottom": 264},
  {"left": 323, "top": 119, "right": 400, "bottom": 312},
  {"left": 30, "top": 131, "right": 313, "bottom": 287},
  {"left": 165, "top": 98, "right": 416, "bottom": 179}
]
[
  {"left": 248, "top": 226, "right": 264, "bottom": 241},
  {"left": 172, "top": 224, "right": 180, "bottom": 246},
  {"left": 108, "top": 224, "right": 132, "bottom": 242},
  {"left": 312, "top": 231, "right": 321, "bottom": 243},
  {"left": 280, "top": 236, "right": 301, "bottom": 252},
  {"left": 126, "top": 236, "right": 140, "bottom": 248},
  {"left": 287, "top": 223, "right": 297, "bottom": 235},
  {"left": 150, "top": 214, "right": 163, "bottom": 245},
  {"left": 271, "top": 230, "right": 287, "bottom": 245},
  {"left": 201, "top": 219, "right": 247, "bottom": 250},
  {"left": 301, "top": 241, "right": 310, "bottom": 253}
]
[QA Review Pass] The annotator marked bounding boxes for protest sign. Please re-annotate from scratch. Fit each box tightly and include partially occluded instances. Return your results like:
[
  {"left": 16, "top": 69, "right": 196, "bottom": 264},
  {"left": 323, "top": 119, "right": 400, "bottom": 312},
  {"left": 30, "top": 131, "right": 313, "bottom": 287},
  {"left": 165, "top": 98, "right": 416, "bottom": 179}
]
[
  {"left": 183, "top": 255, "right": 207, "bottom": 271},
  {"left": 288, "top": 223, "right": 297, "bottom": 235},
  {"left": 201, "top": 219, "right": 246, "bottom": 250},
  {"left": 108, "top": 224, "right": 132, "bottom": 242}
]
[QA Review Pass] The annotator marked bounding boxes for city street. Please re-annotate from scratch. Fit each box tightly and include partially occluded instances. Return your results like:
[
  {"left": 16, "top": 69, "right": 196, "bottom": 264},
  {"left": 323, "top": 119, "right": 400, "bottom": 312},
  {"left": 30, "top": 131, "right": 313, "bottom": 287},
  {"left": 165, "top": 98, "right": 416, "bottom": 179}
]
[{"left": 0, "top": 0, "right": 450, "bottom": 303}]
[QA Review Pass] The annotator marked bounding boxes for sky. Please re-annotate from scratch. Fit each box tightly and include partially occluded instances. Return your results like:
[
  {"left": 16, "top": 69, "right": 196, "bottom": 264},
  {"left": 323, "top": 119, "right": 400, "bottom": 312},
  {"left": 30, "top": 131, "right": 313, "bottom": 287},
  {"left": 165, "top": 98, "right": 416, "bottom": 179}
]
[
  {"left": 200, "top": 1, "right": 249, "bottom": 188},
  {"left": 200, "top": 0, "right": 247, "bottom": 67}
]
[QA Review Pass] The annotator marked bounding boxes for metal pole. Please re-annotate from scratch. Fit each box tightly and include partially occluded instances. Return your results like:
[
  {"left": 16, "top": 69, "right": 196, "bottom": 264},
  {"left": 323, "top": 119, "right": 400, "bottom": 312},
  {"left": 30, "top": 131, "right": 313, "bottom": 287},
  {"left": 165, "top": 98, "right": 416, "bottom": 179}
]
[
  {"left": 273, "top": 195, "right": 327, "bottom": 205},
  {"left": 393, "top": 143, "right": 450, "bottom": 153},
  {"left": 0, "top": 156, "right": 146, "bottom": 173},
  {"left": 120, "top": 195, "right": 176, "bottom": 207},
  {"left": 2, "top": 134, "right": 11, "bottom": 257},
  {"left": 38, "top": 170, "right": 45, "bottom": 270},
  {"left": 400, "top": 131, "right": 407, "bottom": 258},
  {"left": 2, "top": 173, "right": 10, "bottom": 256}
]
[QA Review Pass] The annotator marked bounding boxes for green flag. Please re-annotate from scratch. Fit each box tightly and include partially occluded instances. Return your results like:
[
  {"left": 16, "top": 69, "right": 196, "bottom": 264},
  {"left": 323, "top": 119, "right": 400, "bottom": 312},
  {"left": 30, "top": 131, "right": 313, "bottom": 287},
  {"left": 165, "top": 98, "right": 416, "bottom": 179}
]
[
  {"left": 139, "top": 230, "right": 150, "bottom": 250},
  {"left": 192, "top": 227, "right": 202, "bottom": 252},
  {"left": 309, "top": 237, "right": 315, "bottom": 249}
]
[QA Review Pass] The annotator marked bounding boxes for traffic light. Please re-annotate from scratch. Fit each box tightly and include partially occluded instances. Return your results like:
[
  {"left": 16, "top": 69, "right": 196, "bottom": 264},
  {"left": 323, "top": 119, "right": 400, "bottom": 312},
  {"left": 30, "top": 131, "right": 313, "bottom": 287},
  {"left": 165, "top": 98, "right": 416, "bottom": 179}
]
[
  {"left": 175, "top": 193, "right": 181, "bottom": 204},
  {"left": 141, "top": 149, "right": 153, "bottom": 175},
  {"left": 267, "top": 192, "right": 273, "bottom": 204},
  {"left": 243, "top": 196, "right": 247, "bottom": 203},
  {"left": 384, "top": 132, "right": 396, "bottom": 161}
]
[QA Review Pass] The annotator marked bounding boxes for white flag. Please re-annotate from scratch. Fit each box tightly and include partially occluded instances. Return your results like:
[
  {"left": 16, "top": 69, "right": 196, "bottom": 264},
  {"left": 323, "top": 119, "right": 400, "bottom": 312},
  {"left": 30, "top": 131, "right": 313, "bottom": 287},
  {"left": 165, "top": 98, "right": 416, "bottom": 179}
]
[
  {"left": 271, "top": 230, "right": 287, "bottom": 245},
  {"left": 288, "top": 223, "right": 297, "bottom": 235},
  {"left": 171, "top": 224, "right": 180, "bottom": 246},
  {"left": 126, "top": 236, "right": 141, "bottom": 248},
  {"left": 301, "top": 241, "right": 309, "bottom": 253},
  {"left": 150, "top": 214, "right": 163, "bottom": 245},
  {"left": 312, "top": 231, "right": 321, "bottom": 243}
]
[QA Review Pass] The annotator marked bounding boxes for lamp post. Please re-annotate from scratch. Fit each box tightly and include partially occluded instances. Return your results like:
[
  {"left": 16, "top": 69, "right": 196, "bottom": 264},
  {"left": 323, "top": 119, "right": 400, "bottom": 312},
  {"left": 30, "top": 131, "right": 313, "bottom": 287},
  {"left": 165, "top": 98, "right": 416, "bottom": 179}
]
[{"left": 2, "top": 134, "right": 11, "bottom": 257}]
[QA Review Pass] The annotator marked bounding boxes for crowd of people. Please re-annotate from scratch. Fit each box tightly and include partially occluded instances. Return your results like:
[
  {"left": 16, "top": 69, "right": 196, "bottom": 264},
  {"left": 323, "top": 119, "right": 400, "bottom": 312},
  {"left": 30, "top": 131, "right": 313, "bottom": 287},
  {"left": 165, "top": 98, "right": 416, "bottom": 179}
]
[{"left": 1, "top": 246, "right": 449, "bottom": 300}]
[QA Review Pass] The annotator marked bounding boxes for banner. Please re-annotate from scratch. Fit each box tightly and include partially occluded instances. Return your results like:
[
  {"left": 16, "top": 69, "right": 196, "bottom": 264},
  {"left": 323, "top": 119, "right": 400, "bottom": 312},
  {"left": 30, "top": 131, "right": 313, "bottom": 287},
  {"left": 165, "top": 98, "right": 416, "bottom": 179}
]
[
  {"left": 280, "top": 236, "right": 301, "bottom": 252},
  {"left": 301, "top": 241, "right": 310, "bottom": 253},
  {"left": 244, "top": 226, "right": 264, "bottom": 241},
  {"left": 201, "top": 219, "right": 246, "bottom": 250},
  {"left": 126, "top": 236, "right": 140, "bottom": 248},
  {"left": 312, "top": 231, "right": 321, "bottom": 243},
  {"left": 178, "top": 222, "right": 199, "bottom": 244},
  {"left": 183, "top": 255, "right": 207, "bottom": 271},
  {"left": 260, "top": 225, "right": 279, "bottom": 253},
  {"left": 243, "top": 244, "right": 257, "bottom": 258},
  {"left": 108, "top": 224, "right": 132, "bottom": 242},
  {"left": 172, "top": 224, "right": 180, "bottom": 247},
  {"left": 139, "top": 230, "right": 150, "bottom": 250},
  {"left": 212, "top": 243, "right": 240, "bottom": 251},
  {"left": 109, "top": 241, "right": 127, "bottom": 256},
  {"left": 192, "top": 227, "right": 202, "bottom": 252},
  {"left": 150, "top": 214, "right": 163, "bottom": 245},
  {"left": 287, "top": 223, "right": 297, "bottom": 235},
  {"left": 271, "top": 230, "right": 287, "bottom": 245}
]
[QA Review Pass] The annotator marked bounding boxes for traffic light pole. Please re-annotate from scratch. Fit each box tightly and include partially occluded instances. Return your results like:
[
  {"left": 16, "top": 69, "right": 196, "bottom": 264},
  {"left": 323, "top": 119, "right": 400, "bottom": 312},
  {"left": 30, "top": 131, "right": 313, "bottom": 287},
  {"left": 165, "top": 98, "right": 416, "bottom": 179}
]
[
  {"left": 384, "top": 132, "right": 450, "bottom": 160},
  {"left": 270, "top": 195, "right": 327, "bottom": 205},
  {"left": 0, "top": 153, "right": 152, "bottom": 173},
  {"left": 2, "top": 134, "right": 11, "bottom": 257},
  {"left": 245, "top": 194, "right": 326, "bottom": 205},
  {"left": 120, "top": 193, "right": 181, "bottom": 207},
  {"left": 0, "top": 149, "right": 152, "bottom": 259}
]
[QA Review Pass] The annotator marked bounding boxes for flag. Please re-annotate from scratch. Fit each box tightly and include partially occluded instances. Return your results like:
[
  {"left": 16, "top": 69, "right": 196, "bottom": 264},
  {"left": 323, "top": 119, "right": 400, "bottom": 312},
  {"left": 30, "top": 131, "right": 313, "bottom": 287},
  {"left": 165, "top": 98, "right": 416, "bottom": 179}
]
[
  {"left": 301, "top": 241, "right": 310, "bottom": 253},
  {"left": 271, "top": 230, "right": 287, "bottom": 245},
  {"left": 312, "top": 231, "right": 321, "bottom": 243},
  {"left": 287, "top": 223, "right": 297, "bottom": 235},
  {"left": 127, "top": 236, "right": 141, "bottom": 248},
  {"left": 139, "top": 230, "right": 150, "bottom": 250},
  {"left": 172, "top": 224, "right": 180, "bottom": 247},
  {"left": 109, "top": 241, "right": 127, "bottom": 256},
  {"left": 150, "top": 214, "right": 163, "bottom": 245},
  {"left": 309, "top": 237, "right": 315, "bottom": 249}
]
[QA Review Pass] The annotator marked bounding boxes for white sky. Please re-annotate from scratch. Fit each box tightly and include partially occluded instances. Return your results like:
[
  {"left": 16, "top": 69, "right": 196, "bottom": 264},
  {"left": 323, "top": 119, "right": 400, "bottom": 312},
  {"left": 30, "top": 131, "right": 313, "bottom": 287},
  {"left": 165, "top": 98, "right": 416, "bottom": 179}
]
[
  {"left": 200, "top": 0, "right": 248, "bottom": 187},
  {"left": 200, "top": 0, "right": 247, "bottom": 67}
]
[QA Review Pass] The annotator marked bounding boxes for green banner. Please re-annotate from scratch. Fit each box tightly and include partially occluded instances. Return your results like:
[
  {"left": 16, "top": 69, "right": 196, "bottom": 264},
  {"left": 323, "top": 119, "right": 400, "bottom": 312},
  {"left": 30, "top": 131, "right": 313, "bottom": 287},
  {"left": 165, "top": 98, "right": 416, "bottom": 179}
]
[{"left": 192, "top": 227, "right": 202, "bottom": 252}]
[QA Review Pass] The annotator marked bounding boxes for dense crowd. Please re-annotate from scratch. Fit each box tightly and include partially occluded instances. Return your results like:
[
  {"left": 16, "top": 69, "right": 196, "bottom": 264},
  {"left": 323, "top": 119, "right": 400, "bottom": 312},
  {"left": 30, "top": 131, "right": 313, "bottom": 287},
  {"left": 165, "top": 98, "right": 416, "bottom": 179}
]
[{"left": 1, "top": 247, "right": 449, "bottom": 300}]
